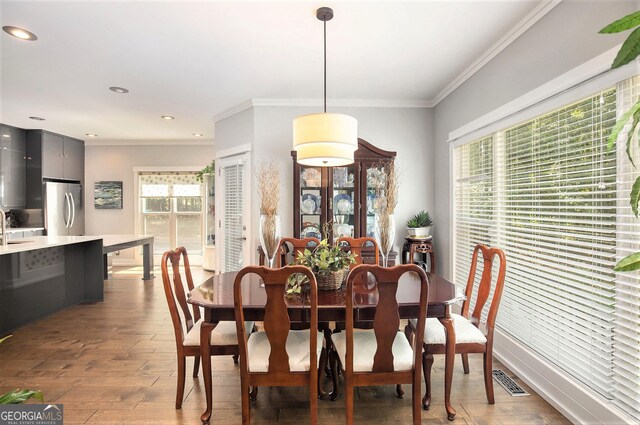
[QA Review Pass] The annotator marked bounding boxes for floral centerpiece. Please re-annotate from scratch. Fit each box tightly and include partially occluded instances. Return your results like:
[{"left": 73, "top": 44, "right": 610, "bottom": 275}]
[{"left": 287, "top": 238, "right": 357, "bottom": 293}]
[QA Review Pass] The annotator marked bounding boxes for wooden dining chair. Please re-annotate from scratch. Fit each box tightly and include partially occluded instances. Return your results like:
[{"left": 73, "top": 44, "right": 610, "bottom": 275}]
[
  {"left": 412, "top": 244, "right": 506, "bottom": 411},
  {"left": 161, "top": 247, "right": 254, "bottom": 409},
  {"left": 234, "top": 265, "right": 325, "bottom": 425},
  {"left": 336, "top": 236, "right": 379, "bottom": 266},
  {"left": 258, "top": 237, "right": 321, "bottom": 267},
  {"left": 330, "top": 264, "right": 429, "bottom": 425}
]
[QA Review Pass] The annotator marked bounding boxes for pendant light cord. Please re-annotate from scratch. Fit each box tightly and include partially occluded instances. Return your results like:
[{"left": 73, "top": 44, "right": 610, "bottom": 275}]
[{"left": 324, "top": 19, "right": 327, "bottom": 113}]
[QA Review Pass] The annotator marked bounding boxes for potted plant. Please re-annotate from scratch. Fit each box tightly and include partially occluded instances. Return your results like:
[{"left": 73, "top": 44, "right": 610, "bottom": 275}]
[
  {"left": 406, "top": 210, "right": 433, "bottom": 239},
  {"left": 195, "top": 159, "right": 215, "bottom": 183},
  {"left": 0, "top": 336, "right": 43, "bottom": 404},
  {"left": 287, "top": 238, "right": 357, "bottom": 293}
]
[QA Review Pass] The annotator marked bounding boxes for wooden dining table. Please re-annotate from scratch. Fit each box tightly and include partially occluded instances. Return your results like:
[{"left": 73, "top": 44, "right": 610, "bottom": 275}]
[{"left": 188, "top": 270, "right": 463, "bottom": 424}]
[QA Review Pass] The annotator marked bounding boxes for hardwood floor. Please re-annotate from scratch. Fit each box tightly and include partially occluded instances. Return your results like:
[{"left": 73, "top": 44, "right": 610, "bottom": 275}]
[{"left": 0, "top": 266, "right": 572, "bottom": 424}]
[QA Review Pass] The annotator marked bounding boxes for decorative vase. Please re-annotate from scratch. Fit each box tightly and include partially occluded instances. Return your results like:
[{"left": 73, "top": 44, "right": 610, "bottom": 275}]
[
  {"left": 259, "top": 214, "right": 281, "bottom": 268},
  {"left": 374, "top": 214, "right": 395, "bottom": 267}
]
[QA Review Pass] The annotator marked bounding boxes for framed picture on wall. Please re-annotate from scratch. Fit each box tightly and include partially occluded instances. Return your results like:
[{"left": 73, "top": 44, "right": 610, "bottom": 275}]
[{"left": 94, "top": 181, "right": 123, "bottom": 209}]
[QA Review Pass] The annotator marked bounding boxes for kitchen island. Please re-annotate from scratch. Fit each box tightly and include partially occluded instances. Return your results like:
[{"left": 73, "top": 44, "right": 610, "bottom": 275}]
[{"left": 0, "top": 235, "right": 104, "bottom": 335}]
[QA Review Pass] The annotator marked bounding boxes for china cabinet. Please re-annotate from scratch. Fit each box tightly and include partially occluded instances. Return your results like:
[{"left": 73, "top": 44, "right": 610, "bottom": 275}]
[
  {"left": 202, "top": 174, "right": 216, "bottom": 271},
  {"left": 291, "top": 139, "right": 397, "bottom": 264}
]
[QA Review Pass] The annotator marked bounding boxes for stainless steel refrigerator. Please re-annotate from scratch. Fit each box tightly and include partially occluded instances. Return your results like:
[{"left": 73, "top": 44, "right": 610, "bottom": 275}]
[{"left": 44, "top": 181, "right": 84, "bottom": 236}]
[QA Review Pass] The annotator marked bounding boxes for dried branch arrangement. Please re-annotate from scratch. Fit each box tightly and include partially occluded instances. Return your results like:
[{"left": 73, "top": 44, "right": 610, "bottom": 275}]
[
  {"left": 257, "top": 161, "right": 280, "bottom": 216},
  {"left": 257, "top": 162, "right": 281, "bottom": 262},
  {"left": 373, "top": 161, "right": 399, "bottom": 256}
]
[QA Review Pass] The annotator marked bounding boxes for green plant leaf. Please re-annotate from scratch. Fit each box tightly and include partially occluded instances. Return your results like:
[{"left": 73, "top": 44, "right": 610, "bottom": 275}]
[
  {"left": 607, "top": 100, "right": 640, "bottom": 151},
  {"left": 600, "top": 10, "right": 640, "bottom": 33},
  {"left": 630, "top": 176, "right": 640, "bottom": 218},
  {"left": 626, "top": 109, "right": 640, "bottom": 167},
  {"left": 0, "top": 389, "right": 43, "bottom": 404},
  {"left": 0, "top": 335, "right": 12, "bottom": 344},
  {"left": 614, "top": 251, "right": 640, "bottom": 272},
  {"left": 611, "top": 26, "right": 640, "bottom": 68}
]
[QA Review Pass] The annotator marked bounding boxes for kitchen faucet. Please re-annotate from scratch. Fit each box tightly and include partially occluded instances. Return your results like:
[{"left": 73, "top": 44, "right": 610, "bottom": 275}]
[{"left": 0, "top": 208, "right": 6, "bottom": 246}]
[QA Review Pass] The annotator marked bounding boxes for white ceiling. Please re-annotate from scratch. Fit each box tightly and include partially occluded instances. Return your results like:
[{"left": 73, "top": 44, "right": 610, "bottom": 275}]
[{"left": 0, "top": 0, "right": 544, "bottom": 142}]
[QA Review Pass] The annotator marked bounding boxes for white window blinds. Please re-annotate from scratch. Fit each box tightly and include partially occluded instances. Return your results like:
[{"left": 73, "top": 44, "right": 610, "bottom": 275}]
[
  {"left": 223, "top": 163, "right": 244, "bottom": 273},
  {"left": 454, "top": 76, "right": 640, "bottom": 421}
]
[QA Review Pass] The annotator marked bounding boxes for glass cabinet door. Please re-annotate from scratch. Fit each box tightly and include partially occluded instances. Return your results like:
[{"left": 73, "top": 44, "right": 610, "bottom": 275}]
[
  {"left": 331, "top": 165, "right": 356, "bottom": 240},
  {"left": 364, "top": 163, "right": 387, "bottom": 238},
  {"left": 204, "top": 174, "right": 215, "bottom": 247},
  {"left": 298, "top": 166, "right": 323, "bottom": 239}
]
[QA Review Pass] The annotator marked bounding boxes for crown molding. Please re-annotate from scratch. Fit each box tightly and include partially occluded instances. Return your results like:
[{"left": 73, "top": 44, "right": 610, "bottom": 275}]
[
  {"left": 84, "top": 139, "right": 214, "bottom": 146},
  {"left": 212, "top": 98, "right": 433, "bottom": 122},
  {"left": 431, "top": 0, "right": 562, "bottom": 106}
]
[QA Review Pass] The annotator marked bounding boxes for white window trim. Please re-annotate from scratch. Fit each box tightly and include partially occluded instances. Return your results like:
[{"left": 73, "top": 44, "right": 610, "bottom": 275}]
[{"left": 448, "top": 52, "right": 639, "bottom": 425}]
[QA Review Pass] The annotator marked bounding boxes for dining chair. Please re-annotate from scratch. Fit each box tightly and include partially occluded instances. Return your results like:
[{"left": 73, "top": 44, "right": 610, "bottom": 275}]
[
  {"left": 330, "top": 264, "right": 429, "bottom": 425},
  {"left": 258, "top": 237, "right": 321, "bottom": 267},
  {"left": 233, "top": 265, "right": 325, "bottom": 425},
  {"left": 336, "top": 236, "right": 379, "bottom": 266},
  {"left": 411, "top": 244, "right": 506, "bottom": 410},
  {"left": 161, "top": 247, "right": 254, "bottom": 409}
]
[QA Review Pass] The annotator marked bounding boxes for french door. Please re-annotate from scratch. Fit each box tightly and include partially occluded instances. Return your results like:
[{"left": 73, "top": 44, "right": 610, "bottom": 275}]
[{"left": 216, "top": 153, "right": 250, "bottom": 273}]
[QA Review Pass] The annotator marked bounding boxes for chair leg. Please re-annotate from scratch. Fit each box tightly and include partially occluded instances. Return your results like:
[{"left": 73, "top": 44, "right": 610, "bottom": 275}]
[
  {"left": 345, "top": 374, "right": 354, "bottom": 425},
  {"left": 461, "top": 353, "right": 469, "bottom": 374},
  {"left": 249, "top": 386, "right": 258, "bottom": 401},
  {"left": 318, "top": 347, "right": 328, "bottom": 399},
  {"left": 176, "top": 356, "right": 186, "bottom": 409},
  {"left": 404, "top": 323, "right": 414, "bottom": 345},
  {"left": 422, "top": 352, "right": 433, "bottom": 410},
  {"left": 483, "top": 352, "right": 495, "bottom": 404},
  {"left": 329, "top": 349, "right": 340, "bottom": 401},
  {"left": 193, "top": 355, "right": 201, "bottom": 378},
  {"left": 233, "top": 353, "right": 239, "bottom": 364},
  {"left": 241, "top": 377, "right": 250, "bottom": 425},
  {"left": 396, "top": 384, "right": 404, "bottom": 398}
]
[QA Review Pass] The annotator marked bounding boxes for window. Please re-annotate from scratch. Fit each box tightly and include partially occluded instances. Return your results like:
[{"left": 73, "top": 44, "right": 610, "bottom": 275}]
[
  {"left": 453, "top": 76, "right": 640, "bottom": 420},
  {"left": 139, "top": 172, "right": 203, "bottom": 257}
]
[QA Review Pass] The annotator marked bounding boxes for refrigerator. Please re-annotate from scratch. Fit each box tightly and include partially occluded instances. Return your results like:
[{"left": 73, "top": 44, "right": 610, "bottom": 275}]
[{"left": 44, "top": 181, "right": 84, "bottom": 236}]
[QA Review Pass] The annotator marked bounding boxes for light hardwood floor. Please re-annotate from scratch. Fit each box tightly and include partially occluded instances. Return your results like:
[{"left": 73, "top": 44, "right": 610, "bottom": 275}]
[{"left": 0, "top": 266, "right": 572, "bottom": 424}]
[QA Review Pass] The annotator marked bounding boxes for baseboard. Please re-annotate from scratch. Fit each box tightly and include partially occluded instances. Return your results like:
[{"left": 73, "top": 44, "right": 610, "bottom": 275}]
[
  {"left": 493, "top": 329, "right": 633, "bottom": 425},
  {"left": 112, "top": 259, "right": 140, "bottom": 267}
]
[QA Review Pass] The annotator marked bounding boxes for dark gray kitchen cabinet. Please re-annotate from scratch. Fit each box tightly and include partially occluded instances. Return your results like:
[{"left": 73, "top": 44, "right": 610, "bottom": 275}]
[
  {"left": 0, "top": 125, "right": 27, "bottom": 208},
  {"left": 26, "top": 130, "right": 85, "bottom": 208}
]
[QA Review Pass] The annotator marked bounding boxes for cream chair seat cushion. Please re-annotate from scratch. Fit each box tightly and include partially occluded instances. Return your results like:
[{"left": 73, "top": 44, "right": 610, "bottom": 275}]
[
  {"left": 332, "top": 330, "right": 414, "bottom": 372},
  {"left": 410, "top": 314, "right": 487, "bottom": 345},
  {"left": 247, "top": 330, "right": 324, "bottom": 373},
  {"left": 184, "top": 319, "right": 254, "bottom": 347}
]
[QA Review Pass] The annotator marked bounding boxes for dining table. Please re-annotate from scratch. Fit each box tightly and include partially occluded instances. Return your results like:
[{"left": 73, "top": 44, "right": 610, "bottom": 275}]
[{"left": 188, "top": 270, "right": 463, "bottom": 424}]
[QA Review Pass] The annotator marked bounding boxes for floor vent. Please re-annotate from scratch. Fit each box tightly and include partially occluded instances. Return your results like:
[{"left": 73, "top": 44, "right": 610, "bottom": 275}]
[{"left": 492, "top": 369, "right": 529, "bottom": 396}]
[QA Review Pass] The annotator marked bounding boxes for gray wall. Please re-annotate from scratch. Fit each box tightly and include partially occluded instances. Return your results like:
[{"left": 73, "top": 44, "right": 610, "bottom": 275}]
[
  {"left": 217, "top": 105, "right": 433, "bottom": 265},
  {"left": 85, "top": 143, "right": 214, "bottom": 261},
  {"left": 432, "top": 0, "right": 637, "bottom": 278}
]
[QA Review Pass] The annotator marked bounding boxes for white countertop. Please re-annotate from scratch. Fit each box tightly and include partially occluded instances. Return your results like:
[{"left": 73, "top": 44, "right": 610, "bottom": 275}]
[
  {"left": 0, "top": 235, "right": 103, "bottom": 255},
  {"left": 5, "top": 227, "right": 45, "bottom": 233}
]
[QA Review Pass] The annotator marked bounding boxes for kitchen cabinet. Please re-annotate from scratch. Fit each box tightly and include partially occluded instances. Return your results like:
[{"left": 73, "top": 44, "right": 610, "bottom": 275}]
[
  {"left": 27, "top": 130, "right": 85, "bottom": 208},
  {"left": 0, "top": 125, "right": 27, "bottom": 208},
  {"left": 291, "top": 138, "right": 397, "bottom": 264},
  {"left": 38, "top": 132, "right": 84, "bottom": 181}
]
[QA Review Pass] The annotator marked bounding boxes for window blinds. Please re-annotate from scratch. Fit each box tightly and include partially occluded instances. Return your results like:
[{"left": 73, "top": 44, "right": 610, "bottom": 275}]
[
  {"left": 454, "top": 77, "right": 640, "bottom": 421},
  {"left": 223, "top": 163, "right": 244, "bottom": 273}
]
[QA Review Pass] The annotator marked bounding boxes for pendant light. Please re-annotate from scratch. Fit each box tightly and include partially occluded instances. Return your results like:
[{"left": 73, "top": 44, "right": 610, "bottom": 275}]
[{"left": 293, "top": 7, "right": 358, "bottom": 167}]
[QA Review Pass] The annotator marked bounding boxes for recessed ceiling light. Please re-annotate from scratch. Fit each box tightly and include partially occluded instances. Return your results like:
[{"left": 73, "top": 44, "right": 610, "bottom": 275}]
[
  {"left": 1, "top": 134, "right": 10, "bottom": 138},
  {"left": 85, "top": 133, "right": 98, "bottom": 137},
  {"left": 193, "top": 133, "right": 203, "bottom": 137},
  {"left": 161, "top": 115, "right": 175, "bottom": 120},
  {"left": 29, "top": 116, "right": 45, "bottom": 121},
  {"left": 109, "top": 86, "right": 129, "bottom": 94},
  {"left": 3, "top": 26, "right": 38, "bottom": 41}
]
